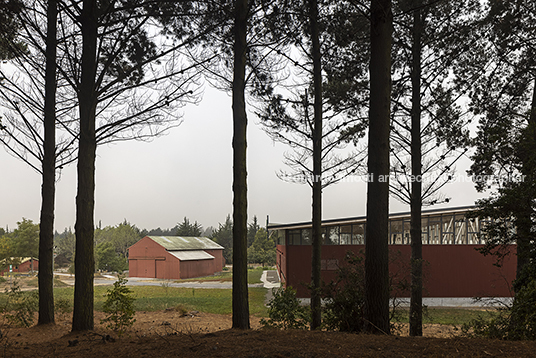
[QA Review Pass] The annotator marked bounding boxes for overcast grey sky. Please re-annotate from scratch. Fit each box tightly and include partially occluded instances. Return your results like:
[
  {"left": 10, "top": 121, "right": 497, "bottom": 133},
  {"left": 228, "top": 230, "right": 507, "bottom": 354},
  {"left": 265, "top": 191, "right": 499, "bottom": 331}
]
[{"left": 0, "top": 85, "right": 486, "bottom": 233}]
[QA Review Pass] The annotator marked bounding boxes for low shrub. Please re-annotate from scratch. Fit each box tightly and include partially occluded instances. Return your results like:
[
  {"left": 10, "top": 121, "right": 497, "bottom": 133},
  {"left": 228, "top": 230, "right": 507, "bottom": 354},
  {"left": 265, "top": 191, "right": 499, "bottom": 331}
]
[
  {"left": 321, "top": 250, "right": 410, "bottom": 333},
  {"left": 55, "top": 297, "right": 72, "bottom": 318},
  {"left": 463, "top": 279, "right": 536, "bottom": 340},
  {"left": 1, "top": 280, "right": 38, "bottom": 327},
  {"left": 100, "top": 276, "right": 136, "bottom": 335},
  {"left": 321, "top": 252, "right": 365, "bottom": 332},
  {"left": 261, "top": 287, "right": 309, "bottom": 330}
]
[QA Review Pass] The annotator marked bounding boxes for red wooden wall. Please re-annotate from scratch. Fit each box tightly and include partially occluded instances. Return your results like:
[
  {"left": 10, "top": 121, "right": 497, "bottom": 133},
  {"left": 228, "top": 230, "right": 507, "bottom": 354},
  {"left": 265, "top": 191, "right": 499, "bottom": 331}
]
[
  {"left": 1, "top": 259, "right": 39, "bottom": 276},
  {"left": 180, "top": 259, "right": 216, "bottom": 279},
  {"left": 205, "top": 249, "right": 225, "bottom": 274},
  {"left": 129, "top": 237, "right": 172, "bottom": 278},
  {"left": 277, "top": 244, "right": 516, "bottom": 299}
]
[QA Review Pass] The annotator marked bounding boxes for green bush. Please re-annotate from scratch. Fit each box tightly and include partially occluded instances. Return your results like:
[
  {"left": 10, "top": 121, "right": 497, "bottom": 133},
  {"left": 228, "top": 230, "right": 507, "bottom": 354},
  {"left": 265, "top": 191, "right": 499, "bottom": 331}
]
[
  {"left": 55, "top": 297, "right": 72, "bottom": 318},
  {"left": 508, "top": 279, "right": 536, "bottom": 339},
  {"left": 1, "top": 280, "right": 38, "bottom": 327},
  {"left": 320, "top": 250, "right": 412, "bottom": 333},
  {"left": 100, "top": 276, "right": 136, "bottom": 335},
  {"left": 321, "top": 252, "right": 366, "bottom": 332},
  {"left": 462, "top": 310, "right": 509, "bottom": 339},
  {"left": 261, "top": 287, "right": 309, "bottom": 330},
  {"left": 463, "top": 279, "right": 536, "bottom": 340}
]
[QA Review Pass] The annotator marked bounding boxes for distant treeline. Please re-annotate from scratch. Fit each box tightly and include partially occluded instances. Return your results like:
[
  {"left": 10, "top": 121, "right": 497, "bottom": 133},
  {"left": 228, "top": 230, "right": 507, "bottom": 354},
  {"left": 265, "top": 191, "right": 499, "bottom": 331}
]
[{"left": 1, "top": 214, "right": 275, "bottom": 273}]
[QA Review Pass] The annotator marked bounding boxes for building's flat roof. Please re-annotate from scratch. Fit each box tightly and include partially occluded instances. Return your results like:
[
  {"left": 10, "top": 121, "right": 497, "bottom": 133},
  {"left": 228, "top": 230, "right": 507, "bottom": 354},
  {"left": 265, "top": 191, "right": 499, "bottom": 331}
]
[
  {"left": 148, "top": 236, "right": 223, "bottom": 251},
  {"left": 168, "top": 250, "right": 215, "bottom": 261},
  {"left": 267, "top": 205, "right": 477, "bottom": 230}
]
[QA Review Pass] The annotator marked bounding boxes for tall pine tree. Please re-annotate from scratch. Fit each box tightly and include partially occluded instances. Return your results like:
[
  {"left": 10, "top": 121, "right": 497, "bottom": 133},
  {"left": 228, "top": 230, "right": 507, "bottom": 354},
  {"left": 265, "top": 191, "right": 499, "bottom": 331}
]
[{"left": 364, "top": 0, "right": 392, "bottom": 334}]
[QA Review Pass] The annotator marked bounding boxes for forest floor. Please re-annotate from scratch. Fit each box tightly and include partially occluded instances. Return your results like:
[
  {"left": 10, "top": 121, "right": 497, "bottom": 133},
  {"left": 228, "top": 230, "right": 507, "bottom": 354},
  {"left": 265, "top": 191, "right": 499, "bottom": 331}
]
[{"left": 2, "top": 310, "right": 536, "bottom": 357}]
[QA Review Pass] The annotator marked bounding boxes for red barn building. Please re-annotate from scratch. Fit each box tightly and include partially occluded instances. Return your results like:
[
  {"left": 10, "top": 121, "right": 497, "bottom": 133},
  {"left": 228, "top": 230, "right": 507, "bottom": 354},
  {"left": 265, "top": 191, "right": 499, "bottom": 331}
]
[
  {"left": 128, "top": 236, "right": 225, "bottom": 280},
  {"left": 269, "top": 206, "right": 517, "bottom": 304},
  {"left": 1, "top": 257, "right": 39, "bottom": 276}
]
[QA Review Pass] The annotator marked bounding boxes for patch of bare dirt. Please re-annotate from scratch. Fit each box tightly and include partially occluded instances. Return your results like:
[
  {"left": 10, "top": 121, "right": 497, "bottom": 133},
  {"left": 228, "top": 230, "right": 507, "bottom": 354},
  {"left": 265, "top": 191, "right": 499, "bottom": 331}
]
[{"left": 2, "top": 310, "right": 536, "bottom": 357}]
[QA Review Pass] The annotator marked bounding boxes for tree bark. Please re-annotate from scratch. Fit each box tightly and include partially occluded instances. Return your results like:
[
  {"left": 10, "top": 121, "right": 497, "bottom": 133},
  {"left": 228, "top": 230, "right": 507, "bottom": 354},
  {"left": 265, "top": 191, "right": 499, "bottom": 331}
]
[
  {"left": 309, "top": 0, "right": 323, "bottom": 331},
  {"left": 364, "top": 0, "right": 392, "bottom": 335},
  {"left": 38, "top": 0, "right": 57, "bottom": 325},
  {"left": 409, "top": 5, "right": 423, "bottom": 337},
  {"left": 514, "top": 78, "right": 536, "bottom": 293},
  {"left": 231, "top": 0, "right": 250, "bottom": 330},
  {"left": 72, "top": 0, "right": 98, "bottom": 332}
]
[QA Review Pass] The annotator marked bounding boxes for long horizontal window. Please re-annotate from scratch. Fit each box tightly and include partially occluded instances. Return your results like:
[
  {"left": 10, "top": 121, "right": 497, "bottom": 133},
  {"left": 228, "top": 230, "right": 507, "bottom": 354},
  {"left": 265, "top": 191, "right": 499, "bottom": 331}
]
[{"left": 284, "top": 212, "right": 488, "bottom": 245}]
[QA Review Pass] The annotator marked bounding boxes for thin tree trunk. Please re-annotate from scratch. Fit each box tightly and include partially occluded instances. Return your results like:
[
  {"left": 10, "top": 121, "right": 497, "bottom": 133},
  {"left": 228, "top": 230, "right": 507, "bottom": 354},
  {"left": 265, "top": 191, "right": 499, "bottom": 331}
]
[
  {"left": 231, "top": 0, "right": 250, "bottom": 330},
  {"left": 309, "top": 0, "right": 323, "bottom": 331},
  {"left": 364, "top": 0, "right": 392, "bottom": 335},
  {"left": 38, "top": 0, "right": 57, "bottom": 325},
  {"left": 72, "top": 0, "right": 98, "bottom": 332},
  {"left": 409, "top": 5, "right": 423, "bottom": 337}
]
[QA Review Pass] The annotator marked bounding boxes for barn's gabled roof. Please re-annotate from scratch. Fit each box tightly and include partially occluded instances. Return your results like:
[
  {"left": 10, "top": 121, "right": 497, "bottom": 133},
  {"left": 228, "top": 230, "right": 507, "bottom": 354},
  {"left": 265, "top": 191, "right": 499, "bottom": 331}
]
[{"left": 148, "top": 236, "right": 223, "bottom": 251}]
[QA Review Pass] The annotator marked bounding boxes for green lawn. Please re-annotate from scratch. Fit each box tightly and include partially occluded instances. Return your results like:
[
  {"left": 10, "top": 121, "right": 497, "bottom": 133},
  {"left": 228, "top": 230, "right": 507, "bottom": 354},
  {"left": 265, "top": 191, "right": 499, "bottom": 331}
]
[
  {"left": 247, "top": 268, "right": 264, "bottom": 284},
  {"left": 174, "top": 267, "right": 265, "bottom": 285},
  {"left": 51, "top": 286, "right": 268, "bottom": 317},
  {"left": 393, "top": 308, "right": 490, "bottom": 325},
  {"left": 175, "top": 271, "right": 233, "bottom": 283},
  {"left": 0, "top": 280, "right": 492, "bottom": 326}
]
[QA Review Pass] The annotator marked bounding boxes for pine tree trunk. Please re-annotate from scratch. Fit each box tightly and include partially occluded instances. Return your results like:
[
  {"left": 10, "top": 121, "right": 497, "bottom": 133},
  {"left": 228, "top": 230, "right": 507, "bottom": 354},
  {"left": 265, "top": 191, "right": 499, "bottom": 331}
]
[
  {"left": 514, "top": 78, "right": 536, "bottom": 292},
  {"left": 72, "top": 0, "right": 98, "bottom": 332},
  {"left": 231, "top": 0, "right": 250, "bottom": 330},
  {"left": 364, "top": 0, "right": 392, "bottom": 335},
  {"left": 38, "top": 0, "right": 57, "bottom": 326},
  {"left": 309, "top": 0, "right": 323, "bottom": 331},
  {"left": 409, "top": 6, "right": 423, "bottom": 337}
]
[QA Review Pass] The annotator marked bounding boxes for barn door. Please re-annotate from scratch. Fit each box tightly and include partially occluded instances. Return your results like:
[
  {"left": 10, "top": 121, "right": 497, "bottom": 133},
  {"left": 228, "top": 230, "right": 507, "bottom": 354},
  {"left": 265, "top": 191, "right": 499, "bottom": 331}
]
[{"left": 143, "top": 260, "right": 156, "bottom": 278}]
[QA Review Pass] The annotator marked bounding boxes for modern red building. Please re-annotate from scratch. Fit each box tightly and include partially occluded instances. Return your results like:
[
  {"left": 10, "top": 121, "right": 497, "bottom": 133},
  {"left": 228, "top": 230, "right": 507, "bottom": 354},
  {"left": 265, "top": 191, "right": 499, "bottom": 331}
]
[
  {"left": 128, "top": 236, "right": 225, "bottom": 280},
  {"left": 269, "top": 206, "right": 517, "bottom": 301}
]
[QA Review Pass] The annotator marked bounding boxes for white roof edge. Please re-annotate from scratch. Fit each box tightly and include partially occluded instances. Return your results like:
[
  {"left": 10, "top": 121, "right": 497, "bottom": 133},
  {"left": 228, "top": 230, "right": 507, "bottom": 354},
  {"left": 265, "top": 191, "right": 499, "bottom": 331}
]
[{"left": 168, "top": 250, "right": 215, "bottom": 261}]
